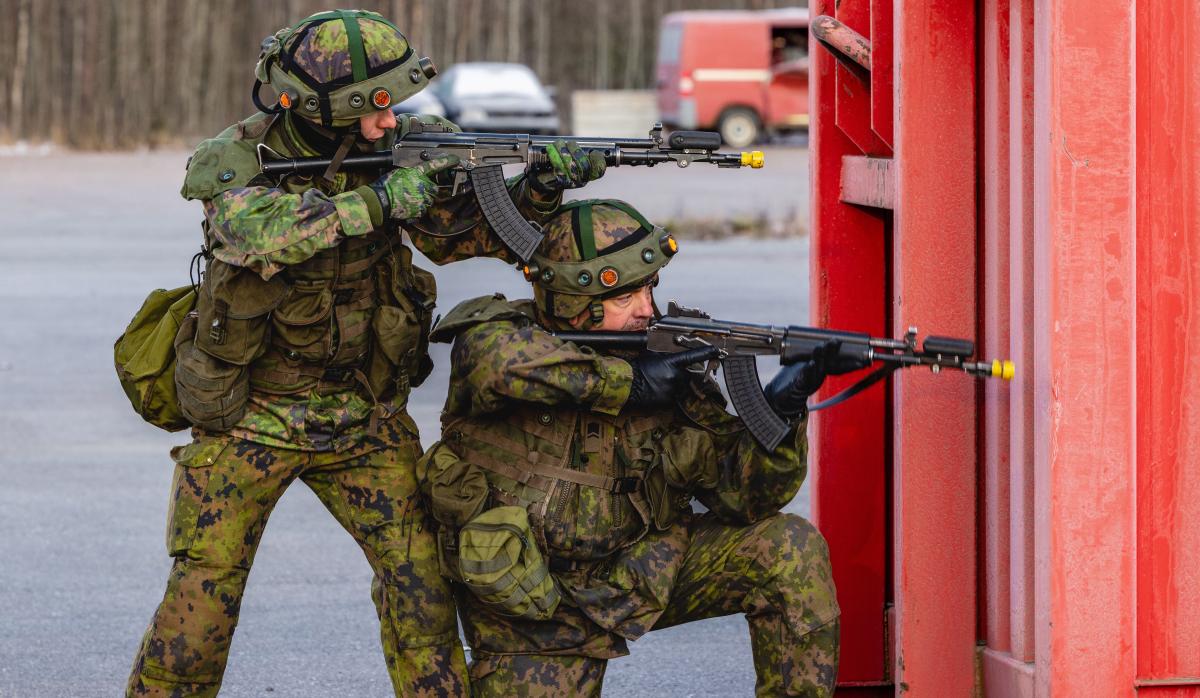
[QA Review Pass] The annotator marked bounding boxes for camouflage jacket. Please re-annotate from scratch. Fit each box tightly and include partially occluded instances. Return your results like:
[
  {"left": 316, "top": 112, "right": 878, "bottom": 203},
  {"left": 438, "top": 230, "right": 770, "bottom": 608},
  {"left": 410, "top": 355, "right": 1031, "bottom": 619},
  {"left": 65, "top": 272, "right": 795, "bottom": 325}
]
[
  {"left": 178, "top": 112, "right": 561, "bottom": 451},
  {"left": 424, "top": 294, "right": 808, "bottom": 640}
]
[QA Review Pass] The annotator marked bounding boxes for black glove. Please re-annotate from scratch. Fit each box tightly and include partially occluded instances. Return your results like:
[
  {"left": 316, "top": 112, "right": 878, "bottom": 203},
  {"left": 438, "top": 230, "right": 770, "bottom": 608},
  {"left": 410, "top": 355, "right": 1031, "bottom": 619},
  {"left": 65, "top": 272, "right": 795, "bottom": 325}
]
[
  {"left": 764, "top": 339, "right": 870, "bottom": 419},
  {"left": 626, "top": 347, "right": 720, "bottom": 410}
]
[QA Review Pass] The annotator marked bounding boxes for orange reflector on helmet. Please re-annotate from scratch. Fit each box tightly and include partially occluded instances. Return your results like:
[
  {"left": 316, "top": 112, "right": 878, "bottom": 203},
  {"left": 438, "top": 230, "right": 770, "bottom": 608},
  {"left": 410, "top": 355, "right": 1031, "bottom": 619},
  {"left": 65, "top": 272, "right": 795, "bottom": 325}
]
[
  {"left": 599, "top": 267, "right": 620, "bottom": 288},
  {"left": 371, "top": 88, "right": 392, "bottom": 109},
  {"left": 279, "top": 91, "right": 296, "bottom": 109}
]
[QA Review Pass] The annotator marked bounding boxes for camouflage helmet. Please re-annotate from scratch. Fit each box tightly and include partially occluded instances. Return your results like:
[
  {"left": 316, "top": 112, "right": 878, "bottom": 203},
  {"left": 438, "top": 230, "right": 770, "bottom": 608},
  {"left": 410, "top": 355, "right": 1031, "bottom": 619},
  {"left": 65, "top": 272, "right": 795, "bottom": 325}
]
[
  {"left": 253, "top": 10, "right": 437, "bottom": 128},
  {"left": 525, "top": 199, "right": 679, "bottom": 328}
]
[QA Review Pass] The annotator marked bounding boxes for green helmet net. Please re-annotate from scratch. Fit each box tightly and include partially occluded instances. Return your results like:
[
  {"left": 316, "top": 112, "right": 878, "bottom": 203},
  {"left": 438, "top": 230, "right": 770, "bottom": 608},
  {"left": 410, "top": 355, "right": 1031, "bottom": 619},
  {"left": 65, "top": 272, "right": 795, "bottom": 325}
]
[
  {"left": 253, "top": 9, "right": 437, "bottom": 128},
  {"left": 526, "top": 199, "right": 679, "bottom": 328}
]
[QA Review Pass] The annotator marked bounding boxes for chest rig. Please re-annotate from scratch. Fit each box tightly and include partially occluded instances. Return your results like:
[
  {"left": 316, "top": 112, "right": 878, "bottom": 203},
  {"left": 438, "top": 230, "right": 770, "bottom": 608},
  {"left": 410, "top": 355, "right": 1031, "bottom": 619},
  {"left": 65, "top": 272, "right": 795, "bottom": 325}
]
[
  {"left": 443, "top": 404, "right": 675, "bottom": 565},
  {"left": 190, "top": 113, "right": 434, "bottom": 411}
]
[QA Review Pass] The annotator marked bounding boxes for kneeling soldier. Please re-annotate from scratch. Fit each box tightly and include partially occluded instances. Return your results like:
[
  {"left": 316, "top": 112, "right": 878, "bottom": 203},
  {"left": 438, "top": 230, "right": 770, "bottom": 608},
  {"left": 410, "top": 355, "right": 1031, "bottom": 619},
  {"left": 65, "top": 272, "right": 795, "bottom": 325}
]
[{"left": 420, "top": 199, "right": 855, "bottom": 696}]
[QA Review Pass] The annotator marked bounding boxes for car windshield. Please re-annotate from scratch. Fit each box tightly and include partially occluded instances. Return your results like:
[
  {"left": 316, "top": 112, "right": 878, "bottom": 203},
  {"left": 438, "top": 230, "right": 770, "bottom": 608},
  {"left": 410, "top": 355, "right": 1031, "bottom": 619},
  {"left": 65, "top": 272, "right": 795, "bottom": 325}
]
[{"left": 450, "top": 66, "right": 544, "bottom": 98}]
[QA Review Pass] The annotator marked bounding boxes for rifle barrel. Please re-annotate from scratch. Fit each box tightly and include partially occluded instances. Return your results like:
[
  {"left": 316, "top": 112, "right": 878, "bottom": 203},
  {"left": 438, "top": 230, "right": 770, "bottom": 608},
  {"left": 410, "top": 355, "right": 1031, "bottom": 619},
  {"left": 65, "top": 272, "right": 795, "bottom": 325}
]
[
  {"left": 552, "top": 331, "right": 648, "bottom": 349},
  {"left": 260, "top": 152, "right": 393, "bottom": 176}
]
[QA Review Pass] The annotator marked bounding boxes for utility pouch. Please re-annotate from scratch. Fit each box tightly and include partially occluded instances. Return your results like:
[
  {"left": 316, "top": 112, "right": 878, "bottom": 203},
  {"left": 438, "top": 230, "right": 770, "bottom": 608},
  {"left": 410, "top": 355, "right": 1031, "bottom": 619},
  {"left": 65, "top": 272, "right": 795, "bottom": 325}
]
[
  {"left": 174, "top": 312, "right": 249, "bottom": 432},
  {"left": 458, "top": 506, "right": 561, "bottom": 621},
  {"left": 416, "top": 441, "right": 490, "bottom": 529},
  {"left": 366, "top": 246, "right": 436, "bottom": 398},
  {"left": 113, "top": 285, "right": 197, "bottom": 432},
  {"left": 195, "top": 260, "right": 287, "bottom": 365}
]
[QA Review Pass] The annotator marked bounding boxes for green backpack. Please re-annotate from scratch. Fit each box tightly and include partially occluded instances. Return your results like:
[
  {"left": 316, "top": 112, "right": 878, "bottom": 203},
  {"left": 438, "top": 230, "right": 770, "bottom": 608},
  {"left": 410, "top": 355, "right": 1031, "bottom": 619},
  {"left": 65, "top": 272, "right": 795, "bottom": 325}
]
[
  {"left": 113, "top": 286, "right": 196, "bottom": 432},
  {"left": 458, "top": 506, "right": 561, "bottom": 621}
]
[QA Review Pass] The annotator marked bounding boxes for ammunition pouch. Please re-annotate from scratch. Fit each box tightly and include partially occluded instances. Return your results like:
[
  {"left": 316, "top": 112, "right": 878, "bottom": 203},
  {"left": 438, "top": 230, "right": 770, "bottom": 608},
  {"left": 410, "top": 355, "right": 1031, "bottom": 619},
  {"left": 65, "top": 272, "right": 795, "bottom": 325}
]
[
  {"left": 417, "top": 441, "right": 490, "bottom": 530},
  {"left": 366, "top": 245, "right": 436, "bottom": 399},
  {"left": 195, "top": 260, "right": 287, "bottom": 366},
  {"left": 174, "top": 312, "right": 250, "bottom": 431}
]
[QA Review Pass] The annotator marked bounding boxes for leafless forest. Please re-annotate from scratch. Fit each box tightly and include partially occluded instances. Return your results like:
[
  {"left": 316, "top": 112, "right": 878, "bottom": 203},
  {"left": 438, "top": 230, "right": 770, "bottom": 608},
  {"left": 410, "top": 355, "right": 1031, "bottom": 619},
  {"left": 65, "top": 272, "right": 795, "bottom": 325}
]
[{"left": 0, "top": 0, "right": 803, "bottom": 148}]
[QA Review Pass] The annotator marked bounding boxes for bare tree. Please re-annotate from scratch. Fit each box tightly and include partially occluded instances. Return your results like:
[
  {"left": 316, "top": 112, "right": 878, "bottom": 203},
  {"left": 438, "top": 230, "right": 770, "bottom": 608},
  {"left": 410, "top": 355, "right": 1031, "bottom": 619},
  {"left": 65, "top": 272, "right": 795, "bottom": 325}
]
[
  {"left": 0, "top": 0, "right": 808, "bottom": 147},
  {"left": 8, "top": 0, "right": 30, "bottom": 140}
]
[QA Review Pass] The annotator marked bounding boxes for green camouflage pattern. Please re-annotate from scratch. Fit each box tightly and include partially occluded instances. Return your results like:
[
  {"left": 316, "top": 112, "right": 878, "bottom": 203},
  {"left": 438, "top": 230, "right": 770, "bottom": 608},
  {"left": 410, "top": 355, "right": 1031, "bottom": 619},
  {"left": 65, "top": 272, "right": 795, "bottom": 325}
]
[
  {"left": 429, "top": 296, "right": 840, "bottom": 695},
  {"left": 531, "top": 200, "right": 668, "bottom": 325},
  {"left": 229, "top": 383, "right": 413, "bottom": 453},
  {"left": 436, "top": 296, "right": 632, "bottom": 418},
  {"left": 126, "top": 416, "right": 467, "bottom": 697},
  {"left": 529, "top": 139, "right": 608, "bottom": 195},
  {"left": 538, "top": 202, "right": 648, "bottom": 264},
  {"left": 194, "top": 113, "right": 555, "bottom": 281},
  {"left": 186, "top": 112, "right": 559, "bottom": 451},
  {"left": 377, "top": 153, "right": 460, "bottom": 220},
  {"left": 465, "top": 514, "right": 840, "bottom": 697},
  {"left": 288, "top": 13, "right": 408, "bottom": 84},
  {"left": 129, "top": 104, "right": 573, "bottom": 694}
]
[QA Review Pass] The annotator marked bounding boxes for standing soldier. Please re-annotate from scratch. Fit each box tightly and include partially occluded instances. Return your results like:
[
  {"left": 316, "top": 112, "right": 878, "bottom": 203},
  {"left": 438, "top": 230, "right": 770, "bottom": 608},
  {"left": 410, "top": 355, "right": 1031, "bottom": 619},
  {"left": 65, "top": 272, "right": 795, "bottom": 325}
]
[
  {"left": 421, "top": 199, "right": 860, "bottom": 696},
  {"left": 126, "top": 10, "right": 603, "bottom": 697}
]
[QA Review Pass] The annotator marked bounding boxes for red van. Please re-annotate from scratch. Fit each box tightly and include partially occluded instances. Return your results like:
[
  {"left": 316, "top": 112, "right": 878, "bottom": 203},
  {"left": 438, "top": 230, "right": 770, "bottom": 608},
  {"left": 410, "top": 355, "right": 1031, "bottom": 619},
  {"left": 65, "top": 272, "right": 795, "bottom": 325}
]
[{"left": 656, "top": 9, "right": 809, "bottom": 148}]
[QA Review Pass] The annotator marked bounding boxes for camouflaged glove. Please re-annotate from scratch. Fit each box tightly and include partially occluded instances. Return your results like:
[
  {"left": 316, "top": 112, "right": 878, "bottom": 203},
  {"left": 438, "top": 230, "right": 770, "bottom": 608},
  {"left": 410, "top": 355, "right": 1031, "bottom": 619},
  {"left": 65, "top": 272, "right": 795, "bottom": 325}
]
[
  {"left": 527, "top": 139, "right": 607, "bottom": 195},
  {"left": 626, "top": 346, "right": 720, "bottom": 410},
  {"left": 364, "top": 153, "right": 460, "bottom": 222}
]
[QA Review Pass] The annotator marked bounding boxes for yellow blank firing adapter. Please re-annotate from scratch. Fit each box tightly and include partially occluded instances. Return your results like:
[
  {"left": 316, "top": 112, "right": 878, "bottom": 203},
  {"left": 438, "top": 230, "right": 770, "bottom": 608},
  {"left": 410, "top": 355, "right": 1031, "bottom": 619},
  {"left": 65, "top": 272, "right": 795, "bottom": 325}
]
[
  {"left": 741, "top": 151, "right": 765, "bottom": 168},
  {"left": 991, "top": 359, "right": 1016, "bottom": 380}
]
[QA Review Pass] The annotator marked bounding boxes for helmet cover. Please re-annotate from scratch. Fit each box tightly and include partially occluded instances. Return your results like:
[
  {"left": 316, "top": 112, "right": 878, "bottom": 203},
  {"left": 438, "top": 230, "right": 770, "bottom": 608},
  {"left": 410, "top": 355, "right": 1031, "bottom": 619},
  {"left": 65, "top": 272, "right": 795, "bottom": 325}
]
[{"left": 254, "top": 9, "right": 436, "bottom": 127}]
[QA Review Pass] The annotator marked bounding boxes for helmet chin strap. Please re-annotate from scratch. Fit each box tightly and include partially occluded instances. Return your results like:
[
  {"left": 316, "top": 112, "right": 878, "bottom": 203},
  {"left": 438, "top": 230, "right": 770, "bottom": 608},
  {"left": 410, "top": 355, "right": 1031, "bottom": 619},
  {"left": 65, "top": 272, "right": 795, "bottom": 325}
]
[
  {"left": 251, "top": 80, "right": 283, "bottom": 115},
  {"left": 289, "top": 111, "right": 358, "bottom": 149},
  {"left": 286, "top": 112, "right": 368, "bottom": 182},
  {"left": 588, "top": 300, "right": 605, "bottom": 328}
]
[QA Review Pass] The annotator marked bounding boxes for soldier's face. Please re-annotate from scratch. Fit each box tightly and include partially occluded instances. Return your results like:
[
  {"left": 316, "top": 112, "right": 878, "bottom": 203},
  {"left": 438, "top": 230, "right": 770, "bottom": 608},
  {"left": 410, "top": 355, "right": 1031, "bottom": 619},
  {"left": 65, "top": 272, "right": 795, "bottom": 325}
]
[
  {"left": 593, "top": 285, "right": 655, "bottom": 331},
  {"left": 359, "top": 109, "right": 398, "bottom": 141}
]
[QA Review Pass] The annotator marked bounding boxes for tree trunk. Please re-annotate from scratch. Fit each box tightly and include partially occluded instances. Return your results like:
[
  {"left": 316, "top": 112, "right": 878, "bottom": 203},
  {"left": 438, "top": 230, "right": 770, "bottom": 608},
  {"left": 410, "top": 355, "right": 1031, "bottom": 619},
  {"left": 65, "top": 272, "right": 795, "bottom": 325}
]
[{"left": 8, "top": 0, "right": 30, "bottom": 140}]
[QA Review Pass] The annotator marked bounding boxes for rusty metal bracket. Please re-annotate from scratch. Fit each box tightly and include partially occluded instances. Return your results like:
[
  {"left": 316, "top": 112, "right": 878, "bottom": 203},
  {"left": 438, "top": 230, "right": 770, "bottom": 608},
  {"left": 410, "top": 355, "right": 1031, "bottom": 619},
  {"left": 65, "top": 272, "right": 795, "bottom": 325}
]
[
  {"left": 812, "top": 15, "right": 872, "bottom": 76},
  {"left": 840, "top": 155, "right": 894, "bottom": 210}
]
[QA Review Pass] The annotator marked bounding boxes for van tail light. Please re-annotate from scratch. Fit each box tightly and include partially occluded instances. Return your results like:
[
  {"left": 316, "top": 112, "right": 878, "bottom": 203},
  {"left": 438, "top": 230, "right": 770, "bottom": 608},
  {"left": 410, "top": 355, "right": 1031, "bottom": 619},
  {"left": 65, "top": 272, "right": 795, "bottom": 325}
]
[{"left": 679, "top": 73, "right": 694, "bottom": 96}]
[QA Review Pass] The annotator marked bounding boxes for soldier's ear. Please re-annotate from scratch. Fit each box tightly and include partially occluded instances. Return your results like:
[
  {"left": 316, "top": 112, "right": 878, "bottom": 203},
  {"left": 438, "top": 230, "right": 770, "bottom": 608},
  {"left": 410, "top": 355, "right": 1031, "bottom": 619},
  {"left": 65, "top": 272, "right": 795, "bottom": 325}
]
[{"left": 567, "top": 310, "right": 590, "bottom": 330}]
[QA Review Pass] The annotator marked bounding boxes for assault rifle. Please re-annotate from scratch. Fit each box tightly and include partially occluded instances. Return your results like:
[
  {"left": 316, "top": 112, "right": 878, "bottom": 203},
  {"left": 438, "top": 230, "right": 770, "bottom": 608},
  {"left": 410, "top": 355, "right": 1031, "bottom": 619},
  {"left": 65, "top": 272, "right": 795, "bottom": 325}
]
[
  {"left": 257, "top": 121, "right": 764, "bottom": 262},
  {"left": 556, "top": 302, "right": 1014, "bottom": 451}
]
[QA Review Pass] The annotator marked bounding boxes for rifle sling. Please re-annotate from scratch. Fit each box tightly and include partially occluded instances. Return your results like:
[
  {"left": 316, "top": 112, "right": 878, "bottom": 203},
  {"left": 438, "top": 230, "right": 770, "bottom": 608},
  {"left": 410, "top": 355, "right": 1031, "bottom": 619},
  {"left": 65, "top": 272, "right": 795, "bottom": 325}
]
[{"left": 808, "top": 365, "right": 897, "bottom": 412}]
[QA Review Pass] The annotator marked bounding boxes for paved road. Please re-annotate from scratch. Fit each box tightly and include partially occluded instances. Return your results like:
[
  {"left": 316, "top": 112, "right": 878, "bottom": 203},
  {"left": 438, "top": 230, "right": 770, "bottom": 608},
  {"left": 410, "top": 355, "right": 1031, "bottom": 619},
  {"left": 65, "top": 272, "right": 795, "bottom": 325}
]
[{"left": 0, "top": 147, "right": 809, "bottom": 697}]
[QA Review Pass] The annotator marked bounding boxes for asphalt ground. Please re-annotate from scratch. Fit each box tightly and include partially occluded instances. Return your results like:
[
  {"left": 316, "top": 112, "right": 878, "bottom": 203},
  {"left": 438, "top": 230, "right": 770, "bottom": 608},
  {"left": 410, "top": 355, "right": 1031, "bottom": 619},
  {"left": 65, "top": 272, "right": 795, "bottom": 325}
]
[{"left": 0, "top": 145, "right": 809, "bottom": 697}]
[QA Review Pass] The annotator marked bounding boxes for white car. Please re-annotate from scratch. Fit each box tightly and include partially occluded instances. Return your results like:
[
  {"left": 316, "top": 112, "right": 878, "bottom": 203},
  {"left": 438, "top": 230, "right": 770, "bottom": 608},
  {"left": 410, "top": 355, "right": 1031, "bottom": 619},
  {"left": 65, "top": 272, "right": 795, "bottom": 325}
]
[
  {"left": 431, "top": 63, "right": 561, "bottom": 134},
  {"left": 391, "top": 87, "right": 446, "bottom": 119}
]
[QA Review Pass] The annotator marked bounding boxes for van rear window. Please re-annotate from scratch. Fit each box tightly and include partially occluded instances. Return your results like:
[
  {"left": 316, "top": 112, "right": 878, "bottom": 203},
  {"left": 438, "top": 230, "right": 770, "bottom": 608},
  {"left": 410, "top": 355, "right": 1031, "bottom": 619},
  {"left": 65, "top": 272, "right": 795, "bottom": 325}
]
[{"left": 658, "top": 25, "right": 683, "bottom": 63}]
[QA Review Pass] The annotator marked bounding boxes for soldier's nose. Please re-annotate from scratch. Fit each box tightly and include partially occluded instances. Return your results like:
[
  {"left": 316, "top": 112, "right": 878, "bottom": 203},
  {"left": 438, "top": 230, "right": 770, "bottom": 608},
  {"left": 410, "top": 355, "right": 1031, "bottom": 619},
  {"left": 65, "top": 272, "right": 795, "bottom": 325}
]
[{"left": 633, "top": 293, "right": 654, "bottom": 318}]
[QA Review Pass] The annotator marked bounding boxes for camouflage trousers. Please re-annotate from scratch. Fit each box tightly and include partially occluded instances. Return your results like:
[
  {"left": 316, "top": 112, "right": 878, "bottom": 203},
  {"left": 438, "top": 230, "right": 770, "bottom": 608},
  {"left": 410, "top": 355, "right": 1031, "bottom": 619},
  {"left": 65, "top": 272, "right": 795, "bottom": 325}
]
[
  {"left": 126, "top": 421, "right": 467, "bottom": 697},
  {"left": 464, "top": 513, "right": 840, "bottom": 697}
]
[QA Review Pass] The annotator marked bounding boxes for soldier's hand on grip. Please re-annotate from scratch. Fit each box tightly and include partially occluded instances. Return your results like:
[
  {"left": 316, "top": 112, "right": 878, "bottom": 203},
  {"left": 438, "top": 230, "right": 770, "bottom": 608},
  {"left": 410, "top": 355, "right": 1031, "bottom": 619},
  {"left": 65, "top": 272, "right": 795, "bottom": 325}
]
[
  {"left": 625, "top": 346, "right": 720, "bottom": 409},
  {"left": 528, "top": 139, "right": 607, "bottom": 195},
  {"left": 369, "top": 153, "right": 461, "bottom": 220},
  {"left": 765, "top": 338, "right": 870, "bottom": 419}
]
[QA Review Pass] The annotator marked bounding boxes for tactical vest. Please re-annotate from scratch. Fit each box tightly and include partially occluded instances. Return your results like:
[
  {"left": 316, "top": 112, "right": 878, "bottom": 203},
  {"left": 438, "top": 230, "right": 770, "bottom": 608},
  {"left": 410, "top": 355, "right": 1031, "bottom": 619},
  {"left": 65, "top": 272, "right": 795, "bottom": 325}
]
[
  {"left": 423, "top": 298, "right": 699, "bottom": 571},
  {"left": 175, "top": 113, "right": 433, "bottom": 430}
]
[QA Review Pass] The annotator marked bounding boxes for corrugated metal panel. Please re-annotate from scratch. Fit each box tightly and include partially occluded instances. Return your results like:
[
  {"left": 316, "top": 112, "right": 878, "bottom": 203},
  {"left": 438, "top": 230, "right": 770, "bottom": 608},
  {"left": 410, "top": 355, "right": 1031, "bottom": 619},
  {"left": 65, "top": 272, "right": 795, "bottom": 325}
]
[
  {"left": 890, "top": 1, "right": 978, "bottom": 693},
  {"left": 809, "top": 0, "right": 890, "bottom": 688},
  {"left": 814, "top": 1, "right": 1200, "bottom": 695},
  {"left": 1135, "top": 0, "right": 1200, "bottom": 686}
]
